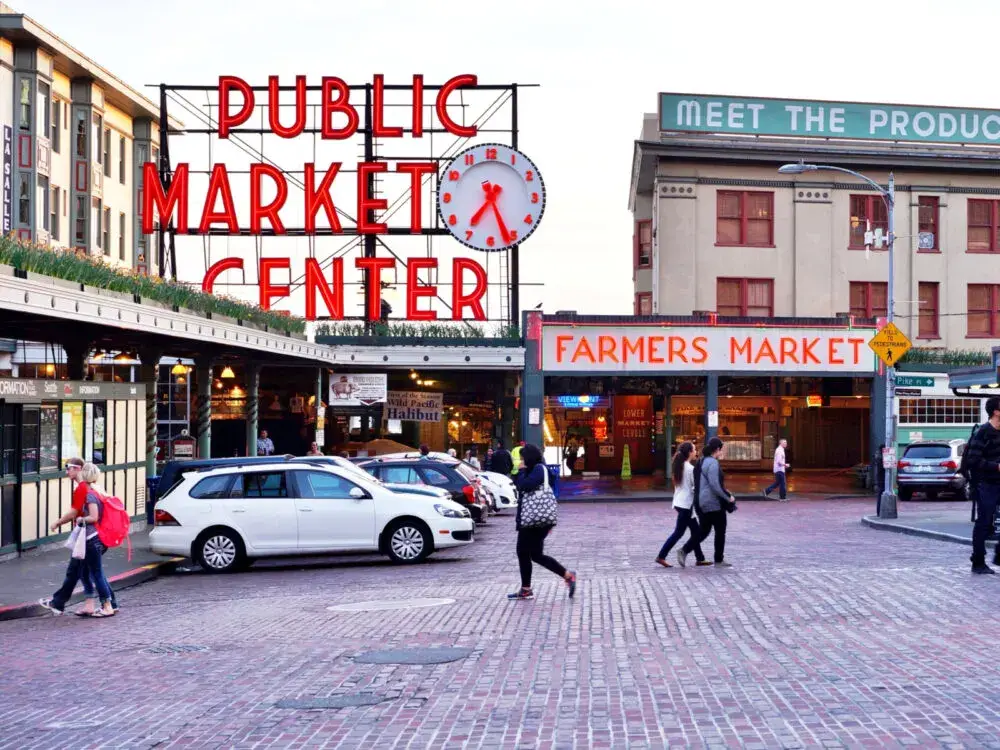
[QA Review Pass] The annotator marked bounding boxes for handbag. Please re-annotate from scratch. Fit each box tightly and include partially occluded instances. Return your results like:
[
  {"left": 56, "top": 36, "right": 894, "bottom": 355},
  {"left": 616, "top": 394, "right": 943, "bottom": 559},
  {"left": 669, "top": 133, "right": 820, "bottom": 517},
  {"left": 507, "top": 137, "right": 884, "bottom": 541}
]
[
  {"left": 64, "top": 526, "right": 81, "bottom": 550},
  {"left": 519, "top": 466, "right": 558, "bottom": 528},
  {"left": 71, "top": 523, "right": 87, "bottom": 560}
]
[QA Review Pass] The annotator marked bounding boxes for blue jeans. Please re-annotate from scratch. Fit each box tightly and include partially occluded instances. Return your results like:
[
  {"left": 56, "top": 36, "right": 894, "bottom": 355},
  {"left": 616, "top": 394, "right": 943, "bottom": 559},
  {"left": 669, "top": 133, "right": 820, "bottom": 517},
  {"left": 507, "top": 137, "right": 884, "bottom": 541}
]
[
  {"left": 81, "top": 540, "right": 117, "bottom": 609},
  {"left": 52, "top": 536, "right": 113, "bottom": 610},
  {"left": 657, "top": 507, "right": 705, "bottom": 562},
  {"left": 765, "top": 471, "right": 787, "bottom": 499}
]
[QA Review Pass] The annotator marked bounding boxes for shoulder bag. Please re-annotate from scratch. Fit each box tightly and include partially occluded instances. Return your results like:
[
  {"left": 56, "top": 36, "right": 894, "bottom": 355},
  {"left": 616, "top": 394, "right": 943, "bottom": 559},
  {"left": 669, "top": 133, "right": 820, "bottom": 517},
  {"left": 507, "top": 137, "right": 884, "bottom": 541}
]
[{"left": 519, "top": 466, "right": 558, "bottom": 528}]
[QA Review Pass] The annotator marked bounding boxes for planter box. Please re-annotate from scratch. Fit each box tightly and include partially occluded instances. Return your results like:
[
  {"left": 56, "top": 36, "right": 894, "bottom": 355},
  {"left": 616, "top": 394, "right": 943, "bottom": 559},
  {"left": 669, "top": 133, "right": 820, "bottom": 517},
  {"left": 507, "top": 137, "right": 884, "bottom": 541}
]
[
  {"left": 31, "top": 273, "right": 83, "bottom": 291},
  {"left": 88, "top": 286, "right": 134, "bottom": 302},
  {"left": 315, "top": 335, "right": 522, "bottom": 348},
  {"left": 136, "top": 297, "right": 173, "bottom": 312},
  {"left": 0, "top": 263, "right": 14, "bottom": 277},
  {"left": 209, "top": 313, "right": 238, "bottom": 327}
]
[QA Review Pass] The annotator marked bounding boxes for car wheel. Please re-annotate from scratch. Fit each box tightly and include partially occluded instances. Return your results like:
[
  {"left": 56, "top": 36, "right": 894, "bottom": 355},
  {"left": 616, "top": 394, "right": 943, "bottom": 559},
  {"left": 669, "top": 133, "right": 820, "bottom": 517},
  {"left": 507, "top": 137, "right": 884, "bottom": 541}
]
[
  {"left": 385, "top": 519, "right": 432, "bottom": 564},
  {"left": 898, "top": 487, "right": 913, "bottom": 502},
  {"left": 195, "top": 529, "right": 246, "bottom": 573}
]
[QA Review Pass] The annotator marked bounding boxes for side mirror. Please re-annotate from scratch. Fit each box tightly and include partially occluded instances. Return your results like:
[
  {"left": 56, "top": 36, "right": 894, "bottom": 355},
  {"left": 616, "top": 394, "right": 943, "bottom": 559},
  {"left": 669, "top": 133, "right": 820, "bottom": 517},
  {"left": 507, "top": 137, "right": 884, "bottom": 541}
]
[{"left": 349, "top": 487, "right": 367, "bottom": 500}]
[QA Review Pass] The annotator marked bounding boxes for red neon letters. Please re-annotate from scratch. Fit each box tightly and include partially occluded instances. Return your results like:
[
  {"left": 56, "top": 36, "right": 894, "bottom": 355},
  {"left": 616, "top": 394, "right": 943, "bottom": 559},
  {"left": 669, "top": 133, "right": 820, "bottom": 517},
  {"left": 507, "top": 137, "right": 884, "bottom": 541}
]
[{"left": 202, "top": 257, "right": 488, "bottom": 322}]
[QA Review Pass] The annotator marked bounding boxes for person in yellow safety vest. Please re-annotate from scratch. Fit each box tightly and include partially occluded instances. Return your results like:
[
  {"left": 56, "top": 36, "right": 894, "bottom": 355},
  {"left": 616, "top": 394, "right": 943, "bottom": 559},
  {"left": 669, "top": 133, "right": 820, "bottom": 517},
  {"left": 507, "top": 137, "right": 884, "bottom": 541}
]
[{"left": 510, "top": 441, "right": 525, "bottom": 475}]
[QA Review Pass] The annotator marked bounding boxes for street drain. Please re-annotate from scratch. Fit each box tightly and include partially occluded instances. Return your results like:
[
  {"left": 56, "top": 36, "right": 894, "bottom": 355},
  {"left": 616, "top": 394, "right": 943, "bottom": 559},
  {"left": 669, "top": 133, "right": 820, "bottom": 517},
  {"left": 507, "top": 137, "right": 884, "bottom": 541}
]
[
  {"left": 140, "top": 644, "right": 211, "bottom": 655},
  {"left": 327, "top": 597, "right": 455, "bottom": 613},
  {"left": 354, "top": 646, "right": 473, "bottom": 665},
  {"left": 275, "top": 695, "right": 391, "bottom": 710}
]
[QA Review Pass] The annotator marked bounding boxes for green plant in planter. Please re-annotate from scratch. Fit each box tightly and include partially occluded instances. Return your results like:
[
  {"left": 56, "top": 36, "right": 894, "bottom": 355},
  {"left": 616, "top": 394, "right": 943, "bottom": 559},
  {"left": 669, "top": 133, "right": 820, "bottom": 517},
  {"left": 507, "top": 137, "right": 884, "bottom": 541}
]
[
  {"left": 0, "top": 235, "right": 305, "bottom": 333},
  {"left": 898, "top": 347, "right": 991, "bottom": 368}
]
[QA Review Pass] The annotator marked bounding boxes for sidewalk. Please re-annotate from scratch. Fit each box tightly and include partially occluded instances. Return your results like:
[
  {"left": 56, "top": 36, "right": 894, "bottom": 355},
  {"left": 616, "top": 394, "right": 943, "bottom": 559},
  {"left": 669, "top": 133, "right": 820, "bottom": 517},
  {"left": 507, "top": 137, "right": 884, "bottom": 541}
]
[
  {"left": 862, "top": 505, "right": 999, "bottom": 547},
  {"left": 0, "top": 529, "right": 182, "bottom": 621}
]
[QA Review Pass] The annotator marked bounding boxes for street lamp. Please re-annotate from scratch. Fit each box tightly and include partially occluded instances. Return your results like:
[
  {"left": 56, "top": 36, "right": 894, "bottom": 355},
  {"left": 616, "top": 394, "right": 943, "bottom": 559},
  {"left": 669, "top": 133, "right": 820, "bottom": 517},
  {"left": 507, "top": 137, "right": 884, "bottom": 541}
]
[{"left": 779, "top": 161, "right": 899, "bottom": 520}]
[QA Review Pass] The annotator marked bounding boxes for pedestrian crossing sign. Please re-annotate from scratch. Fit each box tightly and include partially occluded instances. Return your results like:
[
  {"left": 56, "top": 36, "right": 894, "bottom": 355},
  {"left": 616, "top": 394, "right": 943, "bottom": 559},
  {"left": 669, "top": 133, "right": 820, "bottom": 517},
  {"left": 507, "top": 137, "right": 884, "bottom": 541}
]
[{"left": 868, "top": 322, "right": 912, "bottom": 368}]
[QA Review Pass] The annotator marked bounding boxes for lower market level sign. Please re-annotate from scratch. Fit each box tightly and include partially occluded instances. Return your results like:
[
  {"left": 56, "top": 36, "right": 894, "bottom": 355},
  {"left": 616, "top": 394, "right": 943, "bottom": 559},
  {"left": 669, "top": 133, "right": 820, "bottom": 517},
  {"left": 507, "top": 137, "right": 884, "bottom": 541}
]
[{"left": 868, "top": 322, "right": 912, "bottom": 368}]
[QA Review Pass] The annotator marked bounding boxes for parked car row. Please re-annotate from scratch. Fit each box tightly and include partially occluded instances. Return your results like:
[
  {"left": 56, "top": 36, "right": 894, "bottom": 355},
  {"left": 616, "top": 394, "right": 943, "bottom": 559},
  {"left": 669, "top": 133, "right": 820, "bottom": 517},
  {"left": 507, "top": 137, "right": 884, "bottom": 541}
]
[{"left": 148, "top": 450, "right": 518, "bottom": 573}]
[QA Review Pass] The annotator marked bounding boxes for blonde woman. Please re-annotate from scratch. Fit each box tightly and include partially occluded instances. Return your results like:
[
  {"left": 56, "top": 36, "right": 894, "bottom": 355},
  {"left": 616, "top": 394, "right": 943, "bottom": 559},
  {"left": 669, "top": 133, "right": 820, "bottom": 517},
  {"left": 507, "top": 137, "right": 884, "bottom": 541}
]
[{"left": 40, "top": 462, "right": 115, "bottom": 617}]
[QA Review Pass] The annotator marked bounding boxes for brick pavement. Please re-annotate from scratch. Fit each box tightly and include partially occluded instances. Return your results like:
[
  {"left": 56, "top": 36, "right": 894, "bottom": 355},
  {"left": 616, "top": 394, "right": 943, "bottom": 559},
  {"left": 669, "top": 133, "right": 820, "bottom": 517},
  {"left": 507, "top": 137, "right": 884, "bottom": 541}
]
[{"left": 1, "top": 498, "right": 998, "bottom": 749}]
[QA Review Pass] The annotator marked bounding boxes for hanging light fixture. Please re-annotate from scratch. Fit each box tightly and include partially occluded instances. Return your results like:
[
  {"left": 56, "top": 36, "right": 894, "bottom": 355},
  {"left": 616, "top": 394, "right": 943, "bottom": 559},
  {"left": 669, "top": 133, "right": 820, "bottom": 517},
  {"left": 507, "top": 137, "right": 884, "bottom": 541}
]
[
  {"left": 410, "top": 371, "right": 419, "bottom": 380},
  {"left": 220, "top": 365, "right": 236, "bottom": 379},
  {"left": 113, "top": 351, "right": 131, "bottom": 362},
  {"left": 170, "top": 359, "right": 186, "bottom": 375}
]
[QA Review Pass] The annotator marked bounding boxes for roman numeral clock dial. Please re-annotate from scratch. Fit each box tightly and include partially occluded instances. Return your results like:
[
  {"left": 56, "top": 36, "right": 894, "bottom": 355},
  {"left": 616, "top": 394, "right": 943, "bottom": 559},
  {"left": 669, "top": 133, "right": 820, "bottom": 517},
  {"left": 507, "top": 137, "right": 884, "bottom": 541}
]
[{"left": 437, "top": 143, "right": 546, "bottom": 252}]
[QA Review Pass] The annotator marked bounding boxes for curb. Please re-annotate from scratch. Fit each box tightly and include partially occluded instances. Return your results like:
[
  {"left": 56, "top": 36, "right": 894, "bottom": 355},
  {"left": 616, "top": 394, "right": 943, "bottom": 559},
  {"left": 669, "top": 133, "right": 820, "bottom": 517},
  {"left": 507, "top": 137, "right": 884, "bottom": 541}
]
[
  {"left": 0, "top": 556, "right": 184, "bottom": 622},
  {"left": 861, "top": 515, "right": 998, "bottom": 548},
  {"left": 557, "top": 493, "right": 861, "bottom": 504}
]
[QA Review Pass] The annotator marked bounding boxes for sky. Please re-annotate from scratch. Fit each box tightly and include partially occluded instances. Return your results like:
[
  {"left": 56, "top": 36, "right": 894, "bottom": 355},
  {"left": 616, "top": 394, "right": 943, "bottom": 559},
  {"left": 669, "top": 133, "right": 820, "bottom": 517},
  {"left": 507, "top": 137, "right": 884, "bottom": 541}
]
[{"left": 17, "top": 0, "right": 1000, "bottom": 319}]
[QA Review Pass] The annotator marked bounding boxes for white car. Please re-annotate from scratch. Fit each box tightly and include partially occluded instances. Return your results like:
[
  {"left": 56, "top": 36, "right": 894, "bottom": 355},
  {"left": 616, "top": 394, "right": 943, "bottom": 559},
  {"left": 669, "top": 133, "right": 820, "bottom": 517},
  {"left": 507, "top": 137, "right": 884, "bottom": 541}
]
[
  {"left": 378, "top": 451, "right": 518, "bottom": 511},
  {"left": 149, "top": 462, "right": 474, "bottom": 572}
]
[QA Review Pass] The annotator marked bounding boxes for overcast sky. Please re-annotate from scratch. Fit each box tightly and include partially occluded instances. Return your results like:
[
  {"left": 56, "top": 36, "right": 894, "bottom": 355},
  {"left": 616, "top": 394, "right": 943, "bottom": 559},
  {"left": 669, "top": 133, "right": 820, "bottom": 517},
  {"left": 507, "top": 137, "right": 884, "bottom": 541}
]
[{"left": 17, "top": 0, "right": 1000, "bottom": 318}]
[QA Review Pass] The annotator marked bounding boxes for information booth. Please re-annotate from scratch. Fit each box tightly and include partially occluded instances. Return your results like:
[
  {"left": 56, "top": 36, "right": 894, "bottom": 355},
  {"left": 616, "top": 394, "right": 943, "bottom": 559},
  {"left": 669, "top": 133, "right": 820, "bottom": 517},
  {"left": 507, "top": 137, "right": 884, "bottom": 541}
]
[{"left": 0, "top": 379, "right": 147, "bottom": 557}]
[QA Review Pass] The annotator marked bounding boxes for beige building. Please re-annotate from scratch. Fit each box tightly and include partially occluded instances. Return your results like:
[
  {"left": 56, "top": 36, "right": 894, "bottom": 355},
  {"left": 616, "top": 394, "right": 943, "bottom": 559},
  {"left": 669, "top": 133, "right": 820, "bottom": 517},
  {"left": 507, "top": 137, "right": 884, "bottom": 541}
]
[
  {"left": 0, "top": 4, "right": 177, "bottom": 273},
  {"left": 630, "top": 102, "right": 1000, "bottom": 350}
]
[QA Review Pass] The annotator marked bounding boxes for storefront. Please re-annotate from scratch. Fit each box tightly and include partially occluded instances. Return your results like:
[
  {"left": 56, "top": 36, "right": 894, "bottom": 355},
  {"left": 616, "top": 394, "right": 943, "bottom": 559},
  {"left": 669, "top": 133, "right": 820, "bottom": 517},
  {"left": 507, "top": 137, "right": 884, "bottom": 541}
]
[
  {"left": 0, "top": 379, "right": 147, "bottom": 557},
  {"left": 523, "top": 313, "right": 882, "bottom": 477},
  {"left": 895, "top": 371, "right": 996, "bottom": 451}
]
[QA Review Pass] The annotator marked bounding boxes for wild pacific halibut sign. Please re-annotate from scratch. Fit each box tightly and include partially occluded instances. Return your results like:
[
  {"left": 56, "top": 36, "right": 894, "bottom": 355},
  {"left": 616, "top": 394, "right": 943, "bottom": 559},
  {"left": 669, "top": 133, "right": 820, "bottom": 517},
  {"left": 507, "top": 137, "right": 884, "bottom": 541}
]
[{"left": 659, "top": 93, "right": 1000, "bottom": 146}]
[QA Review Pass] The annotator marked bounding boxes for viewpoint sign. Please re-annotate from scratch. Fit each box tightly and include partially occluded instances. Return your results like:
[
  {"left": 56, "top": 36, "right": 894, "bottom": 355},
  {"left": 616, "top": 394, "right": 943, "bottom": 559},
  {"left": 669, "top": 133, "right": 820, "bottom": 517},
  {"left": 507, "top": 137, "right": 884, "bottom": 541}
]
[{"left": 659, "top": 92, "right": 1000, "bottom": 146}]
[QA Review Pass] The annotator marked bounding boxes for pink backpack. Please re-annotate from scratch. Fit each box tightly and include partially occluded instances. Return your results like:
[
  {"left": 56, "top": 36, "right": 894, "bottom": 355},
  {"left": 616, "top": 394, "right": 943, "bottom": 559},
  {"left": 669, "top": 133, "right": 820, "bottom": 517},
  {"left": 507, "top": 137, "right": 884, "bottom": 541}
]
[{"left": 94, "top": 491, "right": 132, "bottom": 560}]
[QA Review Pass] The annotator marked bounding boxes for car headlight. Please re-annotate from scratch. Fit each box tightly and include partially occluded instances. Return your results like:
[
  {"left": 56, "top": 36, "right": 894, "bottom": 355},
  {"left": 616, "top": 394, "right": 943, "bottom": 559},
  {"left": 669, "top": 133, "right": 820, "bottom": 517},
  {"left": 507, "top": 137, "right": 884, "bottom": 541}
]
[{"left": 434, "top": 504, "right": 465, "bottom": 519}]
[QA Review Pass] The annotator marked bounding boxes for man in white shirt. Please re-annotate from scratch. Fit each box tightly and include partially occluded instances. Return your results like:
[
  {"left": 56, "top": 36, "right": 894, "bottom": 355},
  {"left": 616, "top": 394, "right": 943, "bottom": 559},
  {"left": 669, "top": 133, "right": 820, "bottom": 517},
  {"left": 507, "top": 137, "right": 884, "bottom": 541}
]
[{"left": 763, "top": 439, "right": 789, "bottom": 501}]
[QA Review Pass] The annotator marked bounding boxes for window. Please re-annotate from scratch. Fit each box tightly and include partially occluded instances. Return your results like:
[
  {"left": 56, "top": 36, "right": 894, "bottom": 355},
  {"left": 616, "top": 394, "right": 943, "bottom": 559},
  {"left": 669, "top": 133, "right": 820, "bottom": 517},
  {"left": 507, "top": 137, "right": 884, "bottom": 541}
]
[
  {"left": 119, "top": 212, "right": 126, "bottom": 260},
  {"left": 380, "top": 466, "right": 421, "bottom": 484},
  {"left": 22, "top": 403, "right": 60, "bottom": 474},
  {"left": 38, "top": 175, "right": 49, "bottom": 232},
  {"left": 918, "top": 196, "right": 939, "bottom": 251},
  {"left": 849, "top": 194, "right": 888, "bottom": 248},
  {"left": 75, "top": 109, "right": 87, "bottom": 158},
  {"left": 418, "top": 467, "right": 452, "bottom": 486},
  {"left": 18, "top": 173, "right": 30, "bottom": 225},
  {"left": 92, "top": 115, "right": 103, "bottom": 166},
  {"left": 849, "top": 282, "right": 888, "bottom": 320},
  {"left": 635, "top": 292, "right": 652, "bottom": 316},
  {"left": 296, "top": 470, "right": 363, "bottom": 498},
  {"left": 103, "top": 128, "right": 111, "bottom": 177},
  {"left": 18, "top": 78, "right": 30, "bottom": 130},
  {"left": 91, "top": 402, "right": 106, "bottom": 464},
  {"left": 119, "top": 136, "right": 126, "bottom": 184},
  {"left": 918, "top": 282, "right": 939, "bottom": 339},
  {"left": 51, "top": 98, "right": 60, "bottom": 152},
  {"left": 967, "top": 199, "right": 999, "bottom": 253},
  {"left": 899, "top": 398, "right": 982, "bottom": 425},
  {"left": 235, "top": 472, "right": 288, "bottom": 498},
  {"left": 1, "top": 404, "right": 17, "bottom": 477},
  {"left": 716, "top": 191, "right": 774, "bottom": 246},
  {"left": 968, "top": 284, "right": 1000, "bottom": 337},
  {"left": 103, "top": 206, "right": 111, "bottom": 255},
  {"left": 190, "top": 475, "right": 234, "bottom": 499},
  {"left": 51, "top": 186, "right": 60, "bottom": 241},
  {"left": 37, "top": 82, "right": 50, "bottom": 139},
  {"left": 634, "top": 219, "right": 652, "bottom": 268},
  {"left": 74, "top": 196, "right": 86, "bottom": 246},
  {"left": 60, "top": 402, "right": 84, "bottom": 465},
  {"left": 716, "top": 278, "right": 773, "bottom": 317},
  {"left": 93, "top": 198, "right": 102, "bottom": 251}
]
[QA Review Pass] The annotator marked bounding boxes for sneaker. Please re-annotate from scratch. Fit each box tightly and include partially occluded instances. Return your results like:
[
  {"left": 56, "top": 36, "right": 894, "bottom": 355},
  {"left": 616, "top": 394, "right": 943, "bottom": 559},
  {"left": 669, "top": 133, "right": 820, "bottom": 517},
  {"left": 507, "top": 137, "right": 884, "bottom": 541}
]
[
  {"left": 779, "top": 498, "right": 789, "bottom": 503},
  {"left": 971, "top": 565, "right": 996, "bottom": 575},
  {"left": 654, "top": 558, "right": 672, "bottom": 568},
  {"left": 38, "top": 598, "right": 63, "bottom": 615},
  {"left": 565, "top": 571, "right": 577, "bottom": 599},
  {"left": 695, "top": 560, "right": 713, "bottom": 567},
  {"left": 676, "top": 550, "right": 688, "bottom": 568},
  {"left": 715, "top": 561, "right": 734, "bottom": 568},
  {"left": 507, "top": 589, "right": 534, "bottom": 600},
  {"left": 762, "top": 490, "right": 770, "bottom": 498}
]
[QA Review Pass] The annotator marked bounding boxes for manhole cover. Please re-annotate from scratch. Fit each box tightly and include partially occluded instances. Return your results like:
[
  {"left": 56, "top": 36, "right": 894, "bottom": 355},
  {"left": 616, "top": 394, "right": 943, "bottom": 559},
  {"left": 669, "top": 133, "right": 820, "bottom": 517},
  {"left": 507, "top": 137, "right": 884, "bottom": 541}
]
[
  {"left": 42, "top": 719, "right": 104, "bottom": 730},
  {"left": 140, "top": 644, "right": 211, "bottom": 655},
  {"left": 327, "top": 597, "right": 455, "bottom": 613},
  {"left": 354, "top": 646, "right": 473, "bottom": 665},
  {"left": 275, "top": 695, "right": 391, "bottom": 709}
]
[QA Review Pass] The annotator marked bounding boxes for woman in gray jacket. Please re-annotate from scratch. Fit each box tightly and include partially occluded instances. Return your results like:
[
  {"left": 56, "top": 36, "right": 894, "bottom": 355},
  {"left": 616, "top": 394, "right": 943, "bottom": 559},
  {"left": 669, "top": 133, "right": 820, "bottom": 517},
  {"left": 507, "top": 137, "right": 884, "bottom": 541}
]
[{"left": 679, "top": 437, "right": 736, "bottom": 567}]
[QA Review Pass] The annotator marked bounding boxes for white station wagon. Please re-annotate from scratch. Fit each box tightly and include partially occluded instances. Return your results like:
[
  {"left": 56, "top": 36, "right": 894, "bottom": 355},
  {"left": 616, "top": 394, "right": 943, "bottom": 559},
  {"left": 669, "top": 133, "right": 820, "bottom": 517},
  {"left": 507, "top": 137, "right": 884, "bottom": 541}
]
[{"left": 149, "top": 462, "right": 475, "bottom": 571}]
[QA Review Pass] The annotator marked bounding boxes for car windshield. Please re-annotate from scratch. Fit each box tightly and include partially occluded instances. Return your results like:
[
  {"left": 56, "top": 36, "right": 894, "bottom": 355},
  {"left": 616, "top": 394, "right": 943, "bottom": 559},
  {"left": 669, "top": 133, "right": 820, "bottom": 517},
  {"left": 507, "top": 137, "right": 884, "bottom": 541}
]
[
  {"left": 903, "top": 445, "right": 951, "bottom": 459},
  {"left": 454, "top": 463, "right": 478, "bottom": 482}
]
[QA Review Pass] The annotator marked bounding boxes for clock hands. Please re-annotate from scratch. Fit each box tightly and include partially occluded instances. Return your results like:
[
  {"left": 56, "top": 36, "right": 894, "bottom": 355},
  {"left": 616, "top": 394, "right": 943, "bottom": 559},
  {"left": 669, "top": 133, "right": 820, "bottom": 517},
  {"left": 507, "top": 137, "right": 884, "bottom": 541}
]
[{"left": 469, "top": 181, "right": 512, "bottom": 244}]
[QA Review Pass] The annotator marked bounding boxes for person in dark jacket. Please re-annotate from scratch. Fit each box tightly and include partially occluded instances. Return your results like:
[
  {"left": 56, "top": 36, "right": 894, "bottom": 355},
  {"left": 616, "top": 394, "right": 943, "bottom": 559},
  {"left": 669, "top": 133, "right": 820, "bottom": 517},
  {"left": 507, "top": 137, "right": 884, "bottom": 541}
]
[
  {"left": 680, "top": 437, "right": 737, "bottom": 567},
  {"left": 491, "top": 441, "right": 514, "bottom": 476},
  {"left": 965, "top": 396, "right": 1000, "bottom": 574},
  {"left": 508, "top": 444, "right": 576, "bottom": 601}
]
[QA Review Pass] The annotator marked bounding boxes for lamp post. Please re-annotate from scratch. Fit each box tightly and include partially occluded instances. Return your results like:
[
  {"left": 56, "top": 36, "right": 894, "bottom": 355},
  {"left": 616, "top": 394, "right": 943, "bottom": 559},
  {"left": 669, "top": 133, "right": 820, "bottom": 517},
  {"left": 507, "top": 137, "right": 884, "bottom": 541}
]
[{"left": 778, "top": 161, "right": 898, "bottom": 519}]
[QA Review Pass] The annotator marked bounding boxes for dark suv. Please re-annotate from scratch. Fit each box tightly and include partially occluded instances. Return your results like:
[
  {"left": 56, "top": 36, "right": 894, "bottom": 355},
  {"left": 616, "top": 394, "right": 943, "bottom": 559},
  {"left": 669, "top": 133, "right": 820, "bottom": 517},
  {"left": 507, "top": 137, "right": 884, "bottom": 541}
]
[
  {"left": 897, "top": 439, "right": 968, "bottom": 501},
  {"left": 360, "top": 456, "right": 491, "bottom": 523}
]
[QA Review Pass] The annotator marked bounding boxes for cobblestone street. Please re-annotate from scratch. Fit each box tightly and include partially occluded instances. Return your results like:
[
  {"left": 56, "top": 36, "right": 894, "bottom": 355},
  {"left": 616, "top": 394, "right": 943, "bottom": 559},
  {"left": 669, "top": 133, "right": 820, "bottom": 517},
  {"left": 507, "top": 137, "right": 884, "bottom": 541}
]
[{"left": 2, "top": 498, "right": 998, "bottom": 749}]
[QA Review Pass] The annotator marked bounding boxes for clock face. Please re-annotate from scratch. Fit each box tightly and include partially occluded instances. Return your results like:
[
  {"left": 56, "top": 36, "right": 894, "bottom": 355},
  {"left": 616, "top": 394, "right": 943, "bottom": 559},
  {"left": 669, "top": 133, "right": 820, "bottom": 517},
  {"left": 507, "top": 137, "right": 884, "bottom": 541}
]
[{"left": 436, "top": 143, "right": 546, "bottom": 252}]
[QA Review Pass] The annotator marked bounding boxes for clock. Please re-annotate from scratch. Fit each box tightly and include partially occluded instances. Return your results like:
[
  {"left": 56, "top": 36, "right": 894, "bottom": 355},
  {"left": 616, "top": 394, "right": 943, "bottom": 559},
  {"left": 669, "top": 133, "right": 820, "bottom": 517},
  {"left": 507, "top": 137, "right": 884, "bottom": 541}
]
[{"left": 436, "top": 143, "right": 546, "bottom": 252}]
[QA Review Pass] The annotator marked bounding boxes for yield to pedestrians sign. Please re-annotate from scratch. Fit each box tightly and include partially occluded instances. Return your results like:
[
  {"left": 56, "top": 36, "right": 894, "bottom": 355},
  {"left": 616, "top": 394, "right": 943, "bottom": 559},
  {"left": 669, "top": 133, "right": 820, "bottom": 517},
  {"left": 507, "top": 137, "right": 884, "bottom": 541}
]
[{"left": 868, "top": 322, "right": 912, "bottom": 368}]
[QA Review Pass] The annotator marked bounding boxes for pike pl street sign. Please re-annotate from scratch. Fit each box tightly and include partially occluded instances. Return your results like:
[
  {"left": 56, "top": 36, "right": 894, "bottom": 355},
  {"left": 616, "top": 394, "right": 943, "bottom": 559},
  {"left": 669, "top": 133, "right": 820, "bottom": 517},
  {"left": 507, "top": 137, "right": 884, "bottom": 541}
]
[{"left": 868, "top": 322, "right": 912, "bottom": 368}]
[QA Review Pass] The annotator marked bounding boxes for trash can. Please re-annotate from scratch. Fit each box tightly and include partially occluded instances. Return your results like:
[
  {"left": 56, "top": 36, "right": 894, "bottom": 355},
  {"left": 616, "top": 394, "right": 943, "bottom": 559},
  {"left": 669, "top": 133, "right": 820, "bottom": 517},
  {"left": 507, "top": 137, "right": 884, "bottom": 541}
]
[
  {"left": 546, "top": 464, "right": 561, "bottom": 498},
  {"left": 145, "top": 476, "right": 161, "bottom": 525}
]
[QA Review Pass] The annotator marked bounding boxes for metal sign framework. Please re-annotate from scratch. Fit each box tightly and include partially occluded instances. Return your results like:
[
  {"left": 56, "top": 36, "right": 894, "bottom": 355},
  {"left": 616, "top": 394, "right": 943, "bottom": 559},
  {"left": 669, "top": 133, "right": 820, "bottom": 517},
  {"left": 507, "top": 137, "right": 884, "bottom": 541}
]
[{"left": 154, "top": 79, "right": 538, "bottom": 329}]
